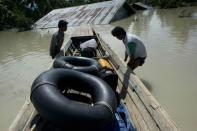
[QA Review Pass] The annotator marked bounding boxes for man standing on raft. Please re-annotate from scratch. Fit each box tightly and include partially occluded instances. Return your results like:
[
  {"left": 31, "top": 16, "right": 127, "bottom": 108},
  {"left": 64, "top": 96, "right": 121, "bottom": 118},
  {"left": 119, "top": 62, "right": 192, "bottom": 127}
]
[
  {"left": 50, "top": 20, "right": 68, "bottom": 59},
  {"left": 111, "top": 26, "right": 147, "bottom": 71}
]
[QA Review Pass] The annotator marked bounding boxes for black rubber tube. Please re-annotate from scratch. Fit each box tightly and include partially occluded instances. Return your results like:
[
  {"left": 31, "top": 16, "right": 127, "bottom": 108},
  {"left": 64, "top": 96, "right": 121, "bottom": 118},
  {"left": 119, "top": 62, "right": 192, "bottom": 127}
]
[
  {"left": 53, "top": 56, "right": 101, "bottom": 75},
  {"left": 30, "top": 69, "right": 117, "bottom": 130}
]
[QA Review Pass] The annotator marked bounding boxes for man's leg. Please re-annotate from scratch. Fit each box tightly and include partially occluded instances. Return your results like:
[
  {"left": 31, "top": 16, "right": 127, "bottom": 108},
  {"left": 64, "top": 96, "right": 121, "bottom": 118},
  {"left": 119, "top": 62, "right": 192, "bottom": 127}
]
[
  {"left": 127, "top": 59, "right": 138, "bottom": 71},
  {"left": 133, "top": 57, "right": 146, "bottom": 70},
  {"left": 127, "top": 60, "right": 133, "bottom": 70},
  {"left": 132, "top": 59, "right": 141, "bottom": 70}
]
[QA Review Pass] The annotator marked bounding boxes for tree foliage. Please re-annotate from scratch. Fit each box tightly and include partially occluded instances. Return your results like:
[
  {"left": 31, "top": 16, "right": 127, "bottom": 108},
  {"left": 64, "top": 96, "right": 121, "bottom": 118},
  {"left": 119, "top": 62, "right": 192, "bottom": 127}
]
[
  {"left": 126, "top": 0, "right": 197, "bottom": 8},
  {"left": 0, "top": 0, "right": 108, "bottom": 30}
]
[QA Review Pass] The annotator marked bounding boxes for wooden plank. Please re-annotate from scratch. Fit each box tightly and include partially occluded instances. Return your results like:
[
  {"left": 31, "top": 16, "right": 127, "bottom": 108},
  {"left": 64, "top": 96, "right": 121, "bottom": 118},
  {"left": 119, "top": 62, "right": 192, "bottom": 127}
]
[
  {"left": 8, "top": 100, "right": 34, "bottom": 131},
  {"left": 23, "top": 110, "right": 37, "bottom": 131},
  {"left": 117, "top": 81, "right": 151, "bottom": 131},
  {"left": 61, "top": 39, "right": 72, "bottom": 52},
  {"left": 127, "top": 85, "right": 160, "bottom": 131},
  {"left": 125, "top": 94, "right": 150, "bottom": 131},
  {"left": 72, "top": 25, "right": 93, "bottom": 37},
  {"left": 131, "top": 76, "right": 179, "bottom": 131}
]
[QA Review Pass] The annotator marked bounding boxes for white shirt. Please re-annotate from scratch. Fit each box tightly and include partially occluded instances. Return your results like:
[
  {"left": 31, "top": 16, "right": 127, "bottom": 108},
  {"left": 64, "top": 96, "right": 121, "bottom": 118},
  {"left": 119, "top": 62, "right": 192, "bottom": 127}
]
[
  {"left": 80, "top": 39, "right": 97, "bottom": 50},
  {"left": 123, "top": 34, "right": 147, "bottom": 58}
]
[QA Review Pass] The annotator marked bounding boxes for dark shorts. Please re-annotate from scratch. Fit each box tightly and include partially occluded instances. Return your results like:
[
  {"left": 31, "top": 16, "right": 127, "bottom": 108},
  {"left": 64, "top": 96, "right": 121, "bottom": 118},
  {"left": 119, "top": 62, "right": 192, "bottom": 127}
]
[{"left": 134, "top": 57, "right": 146, "bottom": 66}]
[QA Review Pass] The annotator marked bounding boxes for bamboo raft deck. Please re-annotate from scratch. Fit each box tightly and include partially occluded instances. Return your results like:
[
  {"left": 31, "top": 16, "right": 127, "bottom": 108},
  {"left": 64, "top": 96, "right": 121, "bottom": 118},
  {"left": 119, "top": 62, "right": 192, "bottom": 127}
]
[{"left": 9, "top": 25, "right": 179, "bottom": 131}]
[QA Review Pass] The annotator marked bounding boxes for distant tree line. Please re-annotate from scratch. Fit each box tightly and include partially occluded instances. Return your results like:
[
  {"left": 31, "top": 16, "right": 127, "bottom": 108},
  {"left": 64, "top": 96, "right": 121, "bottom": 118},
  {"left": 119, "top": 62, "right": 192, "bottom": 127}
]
[
  {"left": 127, "top": 0, "right": 197, "bottom": 8},
  {"left": 0, "top": 0, "right": 196, "bottom": 31},
  {"left": 0, "top": 0, "right": 108, "bottom": 31}
]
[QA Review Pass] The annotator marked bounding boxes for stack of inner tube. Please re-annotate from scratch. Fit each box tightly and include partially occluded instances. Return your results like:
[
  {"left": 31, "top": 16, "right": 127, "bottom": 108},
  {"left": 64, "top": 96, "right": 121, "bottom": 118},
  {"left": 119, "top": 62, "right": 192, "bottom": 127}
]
[
  {"left": 53, "top": 56, "right": 101, "bottom": 75},
  {"left": 30, "top": 69, "right": 117, "bottom": 130}
]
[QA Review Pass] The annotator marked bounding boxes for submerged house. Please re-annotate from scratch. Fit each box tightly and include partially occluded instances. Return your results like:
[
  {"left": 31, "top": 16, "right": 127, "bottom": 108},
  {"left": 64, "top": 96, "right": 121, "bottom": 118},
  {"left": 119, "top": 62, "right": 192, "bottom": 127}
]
[
  {"left": 34, "top": 0, "right": 135, "bottom": 29},
  {"left": 131, "top": 2, "right": 151, "bottom": 10}
]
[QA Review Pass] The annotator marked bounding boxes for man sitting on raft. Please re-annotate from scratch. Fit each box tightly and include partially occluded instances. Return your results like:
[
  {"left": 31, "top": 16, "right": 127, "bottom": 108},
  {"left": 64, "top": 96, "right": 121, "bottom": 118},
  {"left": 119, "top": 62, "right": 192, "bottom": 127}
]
[{"left": 80, "top": 38, "right": 98, "bottom": 58}]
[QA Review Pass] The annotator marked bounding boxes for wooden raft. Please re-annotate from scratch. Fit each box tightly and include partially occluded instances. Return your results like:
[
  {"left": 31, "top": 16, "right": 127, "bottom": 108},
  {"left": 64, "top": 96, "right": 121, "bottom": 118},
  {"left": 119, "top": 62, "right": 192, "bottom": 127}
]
[{"left": 9, "top": 25, "right": 179, "bottom": 131}]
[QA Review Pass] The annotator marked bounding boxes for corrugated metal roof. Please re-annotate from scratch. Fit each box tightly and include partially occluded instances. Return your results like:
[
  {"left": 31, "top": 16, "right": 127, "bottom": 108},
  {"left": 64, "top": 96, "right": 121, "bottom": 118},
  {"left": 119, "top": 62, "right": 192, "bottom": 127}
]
[
  {"left": 131, "top": 2, "right": 150, "bottom": 10},
  {"left": 34, "top": 0, "right": 126, "bottom": 29}
]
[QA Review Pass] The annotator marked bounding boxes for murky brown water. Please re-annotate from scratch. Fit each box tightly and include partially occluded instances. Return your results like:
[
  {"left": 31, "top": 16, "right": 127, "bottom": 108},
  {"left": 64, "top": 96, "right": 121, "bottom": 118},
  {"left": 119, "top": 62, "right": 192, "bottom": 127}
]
[
  {"left": 0, "top": 6, "right": 197, "bottom": 131},
  {"left": 111, "top": 6, "right": 197, "bottom": 131},
  {"left": 0, "top": 30, "right": 52, "bottom": 130}
]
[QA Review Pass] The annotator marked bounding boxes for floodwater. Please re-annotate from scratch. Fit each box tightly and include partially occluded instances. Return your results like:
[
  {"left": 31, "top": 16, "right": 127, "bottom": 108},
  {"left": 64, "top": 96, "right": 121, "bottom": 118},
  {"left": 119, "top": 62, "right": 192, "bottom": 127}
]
[
  {"left": 0, "top": 30, "right": 52, "bottom": 130},
  {"left": 0, "top": 6, "right": 196, "bottom": 131},
  {"left": 111, "top": 6, "right": 197, "bottom": 131}
]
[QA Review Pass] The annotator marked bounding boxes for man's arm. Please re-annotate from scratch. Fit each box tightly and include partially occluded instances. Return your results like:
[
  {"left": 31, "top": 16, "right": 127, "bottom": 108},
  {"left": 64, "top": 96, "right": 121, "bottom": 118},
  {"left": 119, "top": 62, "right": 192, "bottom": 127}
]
[
  {"left": 57, "top": 37, "right": 64, "bottom": 52},
  {"left": 127, "top": 42, "right": 137, "bottom": 70},
  {"left": 50, "top": 36, "right": 57, "bottom": 59},
  {"left": 127, "top": 54, "right": 135, "bottom": 70},
  {"left": 124, "top": 52, "right": 128, "bottom": 62}
]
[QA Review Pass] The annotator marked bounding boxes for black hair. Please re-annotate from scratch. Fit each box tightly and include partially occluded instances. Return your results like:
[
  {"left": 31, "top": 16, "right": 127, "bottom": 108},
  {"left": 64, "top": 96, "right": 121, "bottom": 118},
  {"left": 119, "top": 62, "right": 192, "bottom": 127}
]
[
  {"left": 58, "top": 20, "right": 68, "bottom": 28},
  {"left": 81, "top": 47, "right": 96, "bottom": 58},
  {"left": 111, "top": 26, "right": 126, "bottom": 37},
  {"left": 92, "top": 37, "right": 98, "bottom": 42}
]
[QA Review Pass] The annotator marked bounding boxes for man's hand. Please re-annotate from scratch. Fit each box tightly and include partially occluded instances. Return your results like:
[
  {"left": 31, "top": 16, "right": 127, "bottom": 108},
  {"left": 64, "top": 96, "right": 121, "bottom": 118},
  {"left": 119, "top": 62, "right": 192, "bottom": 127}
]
[
  {"left": 124, "top": 57, "right": 127, "bottom": 62},
  {"left": 127, "top": 55, "right": 135, "bottom": 70},
  {"left": 127, "top": 61, "right": 132, "bottom": 67},
  {"left": 124, "top": 52, "right": 128, "bottom": 62}
]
